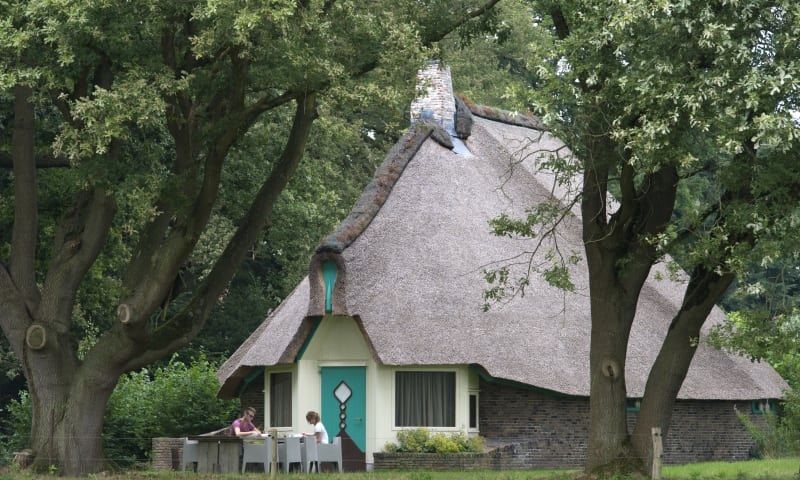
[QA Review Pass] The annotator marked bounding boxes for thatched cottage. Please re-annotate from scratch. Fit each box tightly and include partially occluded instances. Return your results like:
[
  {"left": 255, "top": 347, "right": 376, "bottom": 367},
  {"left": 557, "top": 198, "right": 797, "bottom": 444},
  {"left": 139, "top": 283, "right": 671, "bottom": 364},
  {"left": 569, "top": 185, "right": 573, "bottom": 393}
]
[{"left": 217, "top": 63, "right": 787, "bottom": 470}]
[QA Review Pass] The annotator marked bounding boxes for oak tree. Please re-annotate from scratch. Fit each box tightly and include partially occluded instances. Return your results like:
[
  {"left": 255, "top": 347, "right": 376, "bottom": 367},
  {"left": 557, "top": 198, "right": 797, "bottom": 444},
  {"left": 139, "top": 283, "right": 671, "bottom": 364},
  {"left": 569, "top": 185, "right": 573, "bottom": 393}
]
[
  {"left": 0, "top": 0, "right": 500, "bottom": 474},
  {"left": 486, "top": 0, "right": 800, "bottom": 472}
]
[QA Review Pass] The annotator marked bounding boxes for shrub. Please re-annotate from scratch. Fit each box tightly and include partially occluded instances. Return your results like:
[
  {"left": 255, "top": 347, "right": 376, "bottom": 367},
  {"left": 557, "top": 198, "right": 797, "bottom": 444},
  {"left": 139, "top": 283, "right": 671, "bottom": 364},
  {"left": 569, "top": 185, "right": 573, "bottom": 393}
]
[
  {"left": 0, "top": 356, "right": 239, "bottom": 468},
  {"left": 737, "top": 405, "right": 800, "bottom": 458},
  {"left": 425, "top": 433, "right": 461, "bottom": 453},
  {"left": 0, "top": 390, "right": 32, "bottom": 465},
  {"left": 384, "top": 428, "right": 485, "bottom": 454},
  {"left": 395, "top": 428, "right": 431, "bottom": 453},
  {"left": 451, "top": 431, "right": 485, "bottom": 453}
]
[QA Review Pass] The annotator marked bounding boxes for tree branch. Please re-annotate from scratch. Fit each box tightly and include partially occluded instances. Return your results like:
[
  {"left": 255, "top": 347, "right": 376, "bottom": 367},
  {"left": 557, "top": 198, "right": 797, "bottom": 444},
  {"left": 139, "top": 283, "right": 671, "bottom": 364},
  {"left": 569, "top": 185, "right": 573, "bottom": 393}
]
[
  {"left": 38, "top": 188, "right": 116, "bottom": 332},
  {"left": 0, "top": 262, "right": 33, "bottom": 369},
  {"left": 638, "top": 164, "right": 679, "bottom": 236},
  {"left": 10, "top": 85, "right": 41, "bottom": 303},
  {"left": 608, "top": 159, "right": 637, "bottom": 243},
  {"left": 0, "top": 152, "right": 70, "bottom": 168},
  {"left": 580, "top": 142, "right": 612, "bottom": 247},
  {"left": 422, "top": 0, "right": 503, "bottom": 46},
  {"left": 243, "top": 90, "right": 299, "bottom": 128},
  {"left": 550, "top": 6, "right": 570, "bottom": 40},
  {"left": 121, "top": 93, "right": 319, "bottom": 372}
]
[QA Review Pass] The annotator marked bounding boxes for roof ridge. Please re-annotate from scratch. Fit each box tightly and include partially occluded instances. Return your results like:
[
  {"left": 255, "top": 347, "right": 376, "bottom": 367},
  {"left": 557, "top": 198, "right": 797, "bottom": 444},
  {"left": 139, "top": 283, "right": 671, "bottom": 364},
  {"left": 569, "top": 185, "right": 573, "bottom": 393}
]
[
  {"left": 316, "top": 123, "right": 450, "bottom": 254},
  {"left": 457, "top": 93, "right": 549, "bottom": 132}
]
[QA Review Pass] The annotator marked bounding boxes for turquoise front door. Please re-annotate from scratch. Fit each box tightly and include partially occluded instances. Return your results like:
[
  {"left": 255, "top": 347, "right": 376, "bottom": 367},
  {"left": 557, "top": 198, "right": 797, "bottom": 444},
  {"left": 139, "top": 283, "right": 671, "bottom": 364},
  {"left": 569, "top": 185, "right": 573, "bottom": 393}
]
[{"left": 320, "top": 366, "right": 366, "bottom": 470}]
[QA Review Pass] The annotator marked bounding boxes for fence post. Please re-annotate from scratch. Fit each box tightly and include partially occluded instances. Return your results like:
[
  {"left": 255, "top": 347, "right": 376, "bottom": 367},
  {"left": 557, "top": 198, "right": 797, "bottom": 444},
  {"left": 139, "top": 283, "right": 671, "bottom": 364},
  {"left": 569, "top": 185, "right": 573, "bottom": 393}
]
[
  {"left": 651, "top": 427, "right": 663, "bottom": 480},
  {"left": 270, "top": 428, "right": 278, "bottom": 477}
]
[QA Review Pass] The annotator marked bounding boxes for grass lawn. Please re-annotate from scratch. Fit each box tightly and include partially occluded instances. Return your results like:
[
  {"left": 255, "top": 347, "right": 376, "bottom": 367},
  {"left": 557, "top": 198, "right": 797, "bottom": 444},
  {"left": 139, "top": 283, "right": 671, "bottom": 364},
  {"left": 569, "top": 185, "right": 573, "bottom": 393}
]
[
  {"left": 1, "top": 459, "right": 798, "bottom": 480},
  {"left": 664, "top": 458, "right": 800, "bottom": 479}
]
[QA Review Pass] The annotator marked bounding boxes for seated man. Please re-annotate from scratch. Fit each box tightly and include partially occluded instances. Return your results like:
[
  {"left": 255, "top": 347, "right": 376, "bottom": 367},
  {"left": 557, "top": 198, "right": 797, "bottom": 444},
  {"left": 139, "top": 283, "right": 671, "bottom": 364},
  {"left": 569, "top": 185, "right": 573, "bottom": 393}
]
[{"left": 232, "top": 406, "right": 262, "bottom": 437}]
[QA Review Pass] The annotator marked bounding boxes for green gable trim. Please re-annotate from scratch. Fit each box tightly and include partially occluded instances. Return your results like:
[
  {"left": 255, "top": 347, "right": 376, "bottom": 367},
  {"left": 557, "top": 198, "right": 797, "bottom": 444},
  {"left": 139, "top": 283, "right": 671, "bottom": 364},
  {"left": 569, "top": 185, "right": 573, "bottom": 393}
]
[
  {"left": 295, "top": 317, "right": 323, "bottom": 361},
  {"left": 468, "top": 364, "right": 582, "bottom": 399},
  {"left": 237, "top": 366, "right": 265, "bottom": 397},
  {"left": 322, "top": 260, "right": 338, "bottom": 314}
]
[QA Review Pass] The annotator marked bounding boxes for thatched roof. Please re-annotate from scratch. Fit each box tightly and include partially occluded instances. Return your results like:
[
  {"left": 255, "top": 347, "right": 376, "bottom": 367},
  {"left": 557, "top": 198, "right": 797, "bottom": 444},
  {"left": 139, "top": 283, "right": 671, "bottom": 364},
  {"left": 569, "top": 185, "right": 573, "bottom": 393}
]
[{"left": 218, "top": 106, "right": 787, "bottom": 401}]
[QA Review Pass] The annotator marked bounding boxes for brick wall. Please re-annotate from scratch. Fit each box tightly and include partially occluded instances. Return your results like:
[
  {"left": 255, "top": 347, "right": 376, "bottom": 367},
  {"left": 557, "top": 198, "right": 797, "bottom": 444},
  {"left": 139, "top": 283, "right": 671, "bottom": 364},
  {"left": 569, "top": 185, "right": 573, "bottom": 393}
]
[
  {"left": 240, "top": 375, "right": 263, "bottom": 428},
  {"left": 374, "top": 452, "right": 489, "bottom": 470},
  {"left": 373, "top": 443, "right": 537, "bottom": 471},
  {"left": 410, "top": 61, "right": 456, "bottom": 133},
  {"left": 479, "top": 379, "right": 764, "bottom": 468},
  {"left": 151, "top": 437, "right": 185, "bottom": 470}
]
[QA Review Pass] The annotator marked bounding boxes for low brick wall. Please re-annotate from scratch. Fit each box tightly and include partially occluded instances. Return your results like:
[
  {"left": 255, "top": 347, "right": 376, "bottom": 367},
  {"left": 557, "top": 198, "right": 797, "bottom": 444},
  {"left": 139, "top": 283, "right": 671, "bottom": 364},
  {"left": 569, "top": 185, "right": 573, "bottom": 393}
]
[
  {"left": 151, "top": 437, "right": 184, "bottom": 470},
  {"left": 374, "top": 452, "right": 489, "bottom": 470}
]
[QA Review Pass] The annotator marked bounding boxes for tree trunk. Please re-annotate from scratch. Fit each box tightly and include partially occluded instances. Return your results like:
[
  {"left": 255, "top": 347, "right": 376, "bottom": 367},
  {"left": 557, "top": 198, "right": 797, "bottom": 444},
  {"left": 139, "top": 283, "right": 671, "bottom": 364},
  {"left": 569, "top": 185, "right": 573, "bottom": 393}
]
[
  {"left": 22, "top": 322, "right": 119, "bottom": 475},
  {"left": 631, "top": 272, "right": 734, "bottom": 471},
  {"left": 630, "top": 308, "right": 700, "bottom": 471},
  {"left": 585, "top": 263, "right": 641, "bottom": 473},
  {"left": 28, "top": 371, "right": 118, "bottom": 475}
]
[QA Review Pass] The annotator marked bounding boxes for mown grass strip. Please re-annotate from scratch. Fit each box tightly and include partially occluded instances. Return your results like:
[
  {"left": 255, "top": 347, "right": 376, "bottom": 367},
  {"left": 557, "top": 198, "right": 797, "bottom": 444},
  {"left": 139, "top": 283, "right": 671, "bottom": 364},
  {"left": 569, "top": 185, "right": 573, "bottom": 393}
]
[{"left": 2, "top": 458, "right": 798, "bottom": 480}]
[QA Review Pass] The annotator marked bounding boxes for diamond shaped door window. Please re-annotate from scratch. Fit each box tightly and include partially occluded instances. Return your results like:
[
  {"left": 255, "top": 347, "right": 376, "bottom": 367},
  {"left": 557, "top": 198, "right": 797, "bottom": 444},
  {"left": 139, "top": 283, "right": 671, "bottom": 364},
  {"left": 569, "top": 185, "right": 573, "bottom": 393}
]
[{"left": 334, "top": 381, "right": 352, "bottom": 404}]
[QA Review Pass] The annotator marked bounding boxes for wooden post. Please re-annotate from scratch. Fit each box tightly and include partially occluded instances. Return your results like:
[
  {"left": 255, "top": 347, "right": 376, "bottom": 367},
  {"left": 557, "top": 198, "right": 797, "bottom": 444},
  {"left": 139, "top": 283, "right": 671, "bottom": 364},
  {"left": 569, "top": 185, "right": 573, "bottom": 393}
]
[
  {"left": 270, "top": 428, "right": 278, "bottom": 477},
  {"left": 651, "top": 427, "right": 663, "bottom": 480}
]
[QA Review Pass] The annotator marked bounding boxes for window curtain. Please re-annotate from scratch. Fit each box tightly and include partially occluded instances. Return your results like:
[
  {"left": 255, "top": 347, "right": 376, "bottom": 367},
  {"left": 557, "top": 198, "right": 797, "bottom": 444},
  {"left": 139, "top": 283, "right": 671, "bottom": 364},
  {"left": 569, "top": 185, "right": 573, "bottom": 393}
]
[
  {"left": 395, "top": 371, "right": 455, "bottom": 427},
  {"left": 270, "top": 372, "right": 292, "bottom": 427}
]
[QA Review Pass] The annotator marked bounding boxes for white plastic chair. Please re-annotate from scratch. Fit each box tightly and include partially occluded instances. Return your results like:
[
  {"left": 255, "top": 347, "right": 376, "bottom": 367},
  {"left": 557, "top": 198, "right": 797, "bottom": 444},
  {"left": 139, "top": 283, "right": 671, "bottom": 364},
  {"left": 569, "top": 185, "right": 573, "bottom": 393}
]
[
  {"left": 317, "top": 436, "right": 343, "bottom": 472},
  {"left": 241, "top": 437, "right": 273, "bottom": 473},
  {"left": 181, "top": 437, "right": 198, "bottom": 471},
  {"left": 301, "top": 436, "right": 319, "bottom": 473},
  {"left": 277, "top": 436, "right": 302, "bottom": 473}
]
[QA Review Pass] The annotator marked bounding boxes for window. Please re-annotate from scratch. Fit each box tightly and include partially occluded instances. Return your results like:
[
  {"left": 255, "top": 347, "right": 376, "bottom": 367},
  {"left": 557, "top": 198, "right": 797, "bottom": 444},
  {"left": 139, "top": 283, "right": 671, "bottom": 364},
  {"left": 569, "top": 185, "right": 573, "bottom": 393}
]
[
  {"left": 395, "top": 371, "right": 455, "bottom": 427},
  {"left": 751, "top": 399, "right": 777, "bottom": 414},
  {"left": 626, "top": 399, "right": 641, "bottom": 412},
  {"left": 469, "top": 393, "right": 478, "bottom": 429},
  {"left": 270, "top": 372, "right": 292, "bottom": 427}
]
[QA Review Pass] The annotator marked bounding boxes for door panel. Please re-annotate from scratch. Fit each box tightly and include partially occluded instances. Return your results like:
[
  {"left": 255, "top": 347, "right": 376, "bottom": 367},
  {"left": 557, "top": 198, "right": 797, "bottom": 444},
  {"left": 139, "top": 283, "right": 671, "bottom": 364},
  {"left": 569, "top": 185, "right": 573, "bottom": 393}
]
[{"left": 320, "top": 366, "right": 366, "bottom": 471}]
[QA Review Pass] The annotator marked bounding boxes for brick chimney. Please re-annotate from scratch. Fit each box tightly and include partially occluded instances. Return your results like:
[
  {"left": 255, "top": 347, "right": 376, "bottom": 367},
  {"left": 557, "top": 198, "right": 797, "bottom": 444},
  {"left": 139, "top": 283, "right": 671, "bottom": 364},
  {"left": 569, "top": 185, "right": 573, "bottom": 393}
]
[{"left": 410, "top": 61, "right": 456, "bottom": 134}]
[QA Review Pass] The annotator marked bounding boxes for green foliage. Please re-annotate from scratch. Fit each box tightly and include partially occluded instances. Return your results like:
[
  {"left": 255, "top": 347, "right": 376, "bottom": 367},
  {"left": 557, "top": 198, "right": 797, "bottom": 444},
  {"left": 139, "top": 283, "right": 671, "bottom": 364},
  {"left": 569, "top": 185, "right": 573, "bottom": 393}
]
[
  {"left": 104, "top": 356, "right": 239, "bottom": 467},
  {"left": 1, "top": 0, "right": 503, "bottom": 474},
  {"left": 458, "top": 0, "right": 800, "bottom": 470},
  {"left": 0, "top": 357, "right": 238, "bottom": 467},
  {"left": 736, "top": 409, "right": 799, "bottom": 459},
  {"left": 444, "top": 0, "right": 550, "bottom": 111},
  {"left": 0, "top": 389, "right": 32, "bottom": 466},
  {"left": 383, "top": 428, "right": 484, "bottom": 454}
]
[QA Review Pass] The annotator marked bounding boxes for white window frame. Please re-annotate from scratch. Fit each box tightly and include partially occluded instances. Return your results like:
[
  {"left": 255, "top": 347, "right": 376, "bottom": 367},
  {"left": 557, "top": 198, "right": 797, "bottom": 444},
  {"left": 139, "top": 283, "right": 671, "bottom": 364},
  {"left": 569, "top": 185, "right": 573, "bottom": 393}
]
[
  {"left": 468, "top": 389, "right": 479, "bottom": 433},
  {"left": 265, "top": 368, "right": 294, "bottom": 431}
]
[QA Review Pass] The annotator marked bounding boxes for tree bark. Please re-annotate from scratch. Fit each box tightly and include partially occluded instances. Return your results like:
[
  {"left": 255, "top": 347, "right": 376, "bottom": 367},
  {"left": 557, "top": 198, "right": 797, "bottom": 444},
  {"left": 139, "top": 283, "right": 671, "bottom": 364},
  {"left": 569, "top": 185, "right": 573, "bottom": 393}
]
[
  {"left": 7, "top": 292, "right": 121, "bottom": 476},
  {"left": 631, "top": 270, "right": 734, "bottom": 470},
  {"left": 586, "top": 265, "right": 640, "bottom": 472},
  {"left": 581, "top": 133, "right": 678, "bottom": 473},
  {"left": 10, "top": 85, "right": 40, "bottom": 304},
  {"left": 28, "top": 356, "right": 118, "bottom": 475}
]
